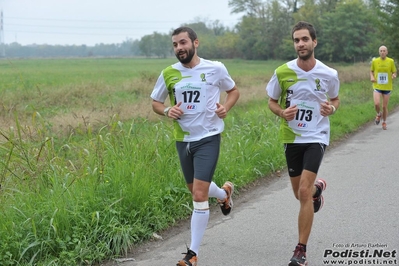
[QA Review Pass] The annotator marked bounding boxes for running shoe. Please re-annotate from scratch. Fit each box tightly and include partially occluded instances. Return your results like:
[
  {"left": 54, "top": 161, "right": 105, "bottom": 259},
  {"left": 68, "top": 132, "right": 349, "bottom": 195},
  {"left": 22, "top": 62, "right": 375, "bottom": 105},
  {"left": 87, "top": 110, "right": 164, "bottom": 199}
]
[
  {"left": 289, "top": 245, "right": 308, "bottom": 266},
  {"left": 375, "top": 113, "right": 381, "bottom": 125},
  {"left": 177, "top": 248, "right": 197, "bottom": 266},
  {"left": 382, "top": 122, "right": 387, "bottom": 130},
  {"left": 313, "top": 179, "right": 327, "bottom": 213},
  {"left": 217, "top": 181, "right": 234, "bottom": 215}
]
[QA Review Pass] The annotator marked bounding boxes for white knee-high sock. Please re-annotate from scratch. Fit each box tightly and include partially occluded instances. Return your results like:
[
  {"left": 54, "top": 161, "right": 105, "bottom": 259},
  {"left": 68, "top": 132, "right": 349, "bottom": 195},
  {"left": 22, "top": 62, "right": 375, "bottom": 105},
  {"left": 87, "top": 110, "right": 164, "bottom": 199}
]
[
  {"left": 189, "top": 208, "right": 210, "bottom": 256},
  {"left": 208, "top": 181, "right": 227, "bottom": 200}
]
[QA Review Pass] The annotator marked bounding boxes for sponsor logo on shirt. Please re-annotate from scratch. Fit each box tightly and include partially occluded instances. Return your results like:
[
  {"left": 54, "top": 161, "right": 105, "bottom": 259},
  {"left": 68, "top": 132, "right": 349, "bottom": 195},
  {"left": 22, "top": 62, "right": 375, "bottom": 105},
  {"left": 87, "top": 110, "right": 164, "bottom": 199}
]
[
  {"left": 295, "top": 122, "right": 309, "bottom": 128},
  {"left": 315, "top": 78, "right": 321, "bottom": 91},
  {"left": 186, "top": 105, "right": 198, "bottom": 110}
]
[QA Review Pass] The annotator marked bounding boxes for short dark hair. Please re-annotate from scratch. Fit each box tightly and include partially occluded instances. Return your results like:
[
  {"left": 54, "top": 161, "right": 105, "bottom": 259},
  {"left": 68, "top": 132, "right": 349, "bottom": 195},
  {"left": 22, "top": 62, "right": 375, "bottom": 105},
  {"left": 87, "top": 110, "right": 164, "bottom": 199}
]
[
  {"left": 291, "top": 21, "right": 317, "bottom": 41},
  {"left": 172, "top": 26, "right": 198, "bottom": 42}
]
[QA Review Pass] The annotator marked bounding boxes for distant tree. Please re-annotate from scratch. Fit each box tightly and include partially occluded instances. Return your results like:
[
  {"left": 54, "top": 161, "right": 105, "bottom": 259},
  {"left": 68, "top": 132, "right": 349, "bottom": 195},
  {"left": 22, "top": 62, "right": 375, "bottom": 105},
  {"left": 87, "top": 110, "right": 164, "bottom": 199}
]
[
  {"left": 230, "top": 0, "right": 268, "bottom": 59},
  {"left": 264, "top": 0, "right": 294, "bottom": 60},
  {"left": 195, "top": 33, "right": 217, "bottom": 59},
  {"left": 319, "top": 0, "right": 378, "bottom": 62},
  {"left": 279, "top": 0, "right": 300, "bottom": 12},
  {"left": 293, "top": 0, "right": 321, "bottom": 27},
  {"left": 228, "top": 0, "right": 264, "bottom": 16},
  {"left": 215, "top": 32, "right": 242, "bottom": 59},
  {"left": 182, "top": 21, "right": 228, "bottom": 59},
  {"left": 152, "top": 32, "right": 171, "bottom": 58},
  {"left": 130, "top": 39, "right": 141, "bottom": 56},
  {"left": 318, "top": 0, "right": 340, "bottom": 12},
  {"left": 139, "top": 32, "right": 171, "bottom": 58},
  {"left": 182, "top": 21, "right": 215, "bottom": 36},
  {"left": 139, "top": 35, "right": 154, "bottom": 57},
  {"left": 292, "top": 0, "right": 335, "bottom": 61},
  {"left": 236, "top": 16, "right": 267, "bottom": 59},
  {"left": 210, "top": 20, "right": 228, "bottom": 36},
  {"left": 232, "top": 0, "right": 294, "bottom": 60},
  {"left": 374, "top": 0, "right": 399, "bottom": 58}
]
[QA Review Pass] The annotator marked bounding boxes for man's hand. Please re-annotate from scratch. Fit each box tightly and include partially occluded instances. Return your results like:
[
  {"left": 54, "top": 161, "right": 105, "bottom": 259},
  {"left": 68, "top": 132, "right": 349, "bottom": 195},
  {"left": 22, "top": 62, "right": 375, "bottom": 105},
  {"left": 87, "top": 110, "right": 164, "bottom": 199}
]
[
  {"left": 168, "top": 102, "right": 184, "bottom": 120},
  {"left": 215, "top": 103, "right": 227, "bottom": 119},
  {"left": 282, "top": 105, "right": 298, "bottom": 121},
  {"left": 320, "top": 101, "right": 334, "bottom": 117}
]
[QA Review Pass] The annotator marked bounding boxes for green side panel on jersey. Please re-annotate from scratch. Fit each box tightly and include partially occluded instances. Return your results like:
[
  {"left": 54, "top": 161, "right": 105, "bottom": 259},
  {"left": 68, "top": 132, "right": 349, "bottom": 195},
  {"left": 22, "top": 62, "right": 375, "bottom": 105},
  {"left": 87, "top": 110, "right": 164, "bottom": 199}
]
[
  {"left": 275, "top": 63, "right": 303, "bottom": 143},
  {"left": 162, "top": 66, "right": 190, "bottom": 140}
]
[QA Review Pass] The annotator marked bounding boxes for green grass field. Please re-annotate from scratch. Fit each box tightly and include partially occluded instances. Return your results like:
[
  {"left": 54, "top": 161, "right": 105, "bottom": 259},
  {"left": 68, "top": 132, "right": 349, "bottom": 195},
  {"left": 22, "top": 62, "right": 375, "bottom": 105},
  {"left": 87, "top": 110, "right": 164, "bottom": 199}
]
[{"left": 0, "top": 58, "right": 397, "bottom": 265}]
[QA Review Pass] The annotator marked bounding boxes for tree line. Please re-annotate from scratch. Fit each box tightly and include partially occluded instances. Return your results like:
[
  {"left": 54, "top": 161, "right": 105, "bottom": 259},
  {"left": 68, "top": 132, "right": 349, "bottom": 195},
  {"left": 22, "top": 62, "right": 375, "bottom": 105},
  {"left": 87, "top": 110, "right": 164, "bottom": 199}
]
[
  {"left": 1, "top": 0, "right": 398, "bottom": 63},
  {"left": 138, "top": 0, "right": 399, "bottom": 62},
  {"left": 1, "top": 39, "right": 140, "bottom": 58}
]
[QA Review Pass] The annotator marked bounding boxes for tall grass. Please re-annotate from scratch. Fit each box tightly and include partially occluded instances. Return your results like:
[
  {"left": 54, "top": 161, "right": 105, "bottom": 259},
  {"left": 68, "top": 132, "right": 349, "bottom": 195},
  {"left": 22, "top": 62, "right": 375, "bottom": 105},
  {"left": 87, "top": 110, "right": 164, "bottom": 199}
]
[
  {"left": 0, "top": 117, "right": 192, "bottom": 265},
  {"left": 0, "top": 58, "right": 398, "bottom": 265}
]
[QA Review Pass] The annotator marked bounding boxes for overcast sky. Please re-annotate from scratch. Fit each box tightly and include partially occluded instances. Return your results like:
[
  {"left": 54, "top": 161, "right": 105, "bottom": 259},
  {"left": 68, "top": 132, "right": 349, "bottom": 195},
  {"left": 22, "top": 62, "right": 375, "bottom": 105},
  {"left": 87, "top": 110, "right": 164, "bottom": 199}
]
[{"left": 0, "top": 0, "right": 242, "bottom": 46}]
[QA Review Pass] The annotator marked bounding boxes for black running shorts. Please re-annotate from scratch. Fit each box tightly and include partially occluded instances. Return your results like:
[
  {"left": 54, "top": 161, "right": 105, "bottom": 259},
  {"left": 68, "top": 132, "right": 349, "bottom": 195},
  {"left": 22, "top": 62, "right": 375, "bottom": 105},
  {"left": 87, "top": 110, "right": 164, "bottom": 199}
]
[{"left": 284, "top": 143, "right": 326, "bottom": 177}]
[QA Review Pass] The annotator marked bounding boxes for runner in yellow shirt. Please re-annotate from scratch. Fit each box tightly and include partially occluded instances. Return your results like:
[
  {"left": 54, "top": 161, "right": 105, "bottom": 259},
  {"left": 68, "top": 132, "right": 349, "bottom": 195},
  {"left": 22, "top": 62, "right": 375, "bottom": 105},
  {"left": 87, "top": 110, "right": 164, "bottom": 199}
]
[{"left": 370, "top": 45, "right": 397, "bottom": 130}]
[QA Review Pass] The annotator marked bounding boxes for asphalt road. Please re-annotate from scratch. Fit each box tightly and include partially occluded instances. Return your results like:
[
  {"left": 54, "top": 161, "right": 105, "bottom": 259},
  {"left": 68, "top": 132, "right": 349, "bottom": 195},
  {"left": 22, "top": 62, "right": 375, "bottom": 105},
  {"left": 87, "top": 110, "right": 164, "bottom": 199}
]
[{"left": 108, "top": 111, "right": 399, "bottom": 266}]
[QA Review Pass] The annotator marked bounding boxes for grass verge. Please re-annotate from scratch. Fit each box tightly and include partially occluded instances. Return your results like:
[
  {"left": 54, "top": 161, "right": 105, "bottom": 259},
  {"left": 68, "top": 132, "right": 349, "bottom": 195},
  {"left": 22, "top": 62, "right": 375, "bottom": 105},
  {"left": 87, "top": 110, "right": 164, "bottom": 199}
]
[{"left": 0, "top": 59, "right": 397, "bottom": 265}]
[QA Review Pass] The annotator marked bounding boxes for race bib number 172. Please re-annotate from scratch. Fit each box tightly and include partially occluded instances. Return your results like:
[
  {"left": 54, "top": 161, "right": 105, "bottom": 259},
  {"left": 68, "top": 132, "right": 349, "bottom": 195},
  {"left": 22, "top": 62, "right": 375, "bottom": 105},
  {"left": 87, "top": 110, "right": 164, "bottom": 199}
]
[{"left": 174, "top": 82, "right": 207, "bottom": 114}]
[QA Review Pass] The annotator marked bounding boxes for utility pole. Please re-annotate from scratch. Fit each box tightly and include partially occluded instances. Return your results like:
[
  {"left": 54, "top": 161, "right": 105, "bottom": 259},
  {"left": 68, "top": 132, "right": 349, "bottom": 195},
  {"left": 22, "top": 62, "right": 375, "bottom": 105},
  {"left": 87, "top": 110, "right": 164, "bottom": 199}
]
[{"left": 0, "top": 10, "right": 5, "bottom": 57}]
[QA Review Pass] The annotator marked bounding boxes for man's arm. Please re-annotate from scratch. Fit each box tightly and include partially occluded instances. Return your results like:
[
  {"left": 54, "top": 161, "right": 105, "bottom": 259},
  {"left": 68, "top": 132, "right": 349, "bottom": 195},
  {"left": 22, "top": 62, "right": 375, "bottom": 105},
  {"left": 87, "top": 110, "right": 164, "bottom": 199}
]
[
  {"left": 329, "top": 97, "right": 340, "bottom": 115},
  {"left": 370, "top": 70, "right": 376, "bottom": 82},
  {"left": 370, "top": 59, "right": 376, "bottom": 82},
  {"left": 268, "top": 98, "right": 284, "bottom": 118},
  {"left": 215, "top": 86, "right": 240, "bottom": 119},
  {"left": 223, "top": 86, "right": 240, "bottom": 112},
  {"left": 152, "top": 100, "right": 183, "bottom": 119},
  {"left": 152, "top": 100, "right": 167, "bottom": 116},
  {"left": 268, "top": 98, "right": 298, "bottom": 121}
]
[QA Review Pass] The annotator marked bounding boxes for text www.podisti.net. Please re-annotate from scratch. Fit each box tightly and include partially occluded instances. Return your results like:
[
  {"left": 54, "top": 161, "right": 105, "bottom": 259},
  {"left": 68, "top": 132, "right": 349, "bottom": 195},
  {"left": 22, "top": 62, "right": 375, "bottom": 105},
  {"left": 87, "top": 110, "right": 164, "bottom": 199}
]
[{"left": 322, "top": 248, "right": 397, "bottom": 265}]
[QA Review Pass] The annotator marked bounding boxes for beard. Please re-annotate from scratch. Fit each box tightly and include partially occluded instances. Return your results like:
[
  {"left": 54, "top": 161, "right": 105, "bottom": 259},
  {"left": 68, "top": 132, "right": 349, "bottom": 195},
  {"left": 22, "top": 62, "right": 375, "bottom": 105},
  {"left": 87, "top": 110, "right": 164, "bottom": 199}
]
[
  {"left": 175, "top": 44, "right": 195, "bottom": 64},
  {"left": 297, "top": 48, "right": 313, "bottom": 60}
]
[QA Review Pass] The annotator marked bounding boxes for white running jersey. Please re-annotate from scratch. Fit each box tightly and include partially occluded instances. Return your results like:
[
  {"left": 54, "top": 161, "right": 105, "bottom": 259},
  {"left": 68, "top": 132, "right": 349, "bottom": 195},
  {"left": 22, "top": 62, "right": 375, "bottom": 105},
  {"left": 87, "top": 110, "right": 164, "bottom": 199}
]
[
  {"left": 266, "top": 59, "right": 340, "bottom": 145},
  {"left": 151, "top": 58, "right": 235, "bottom": 142}
]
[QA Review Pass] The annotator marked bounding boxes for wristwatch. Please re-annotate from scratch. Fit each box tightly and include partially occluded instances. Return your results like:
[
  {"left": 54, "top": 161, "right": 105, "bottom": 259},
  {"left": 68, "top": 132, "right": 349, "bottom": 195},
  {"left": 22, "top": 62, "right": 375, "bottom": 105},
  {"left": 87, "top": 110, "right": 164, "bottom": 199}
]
[{"left": 163, "top": 107, "right": 171, "bottom": 117}]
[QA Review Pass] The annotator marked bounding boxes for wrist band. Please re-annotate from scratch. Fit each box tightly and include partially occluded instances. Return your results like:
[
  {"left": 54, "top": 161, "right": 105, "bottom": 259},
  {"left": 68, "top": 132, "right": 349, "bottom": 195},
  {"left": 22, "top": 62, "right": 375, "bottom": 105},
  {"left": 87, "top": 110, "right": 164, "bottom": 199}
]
[{"left": 331, "top": 105, "right": 336, "bottom": 114}]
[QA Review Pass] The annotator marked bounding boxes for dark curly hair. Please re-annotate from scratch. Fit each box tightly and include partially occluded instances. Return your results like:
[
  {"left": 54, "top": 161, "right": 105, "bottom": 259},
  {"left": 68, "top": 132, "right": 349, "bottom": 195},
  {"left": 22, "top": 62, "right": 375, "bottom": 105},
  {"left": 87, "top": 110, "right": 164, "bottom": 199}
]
[
  {"left": 172, "top": 27, "right": 198, "bottom": 42},
  {"left": 291, "top": 21, "right": 317, "bottom": 41}
]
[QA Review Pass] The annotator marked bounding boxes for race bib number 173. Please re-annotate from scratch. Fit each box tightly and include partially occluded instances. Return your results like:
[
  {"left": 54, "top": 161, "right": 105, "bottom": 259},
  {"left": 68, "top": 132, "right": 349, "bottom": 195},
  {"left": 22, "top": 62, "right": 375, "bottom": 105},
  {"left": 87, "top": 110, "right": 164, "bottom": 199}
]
[{"left": 288, "top": 100, "right": 319, "bottom": 131}]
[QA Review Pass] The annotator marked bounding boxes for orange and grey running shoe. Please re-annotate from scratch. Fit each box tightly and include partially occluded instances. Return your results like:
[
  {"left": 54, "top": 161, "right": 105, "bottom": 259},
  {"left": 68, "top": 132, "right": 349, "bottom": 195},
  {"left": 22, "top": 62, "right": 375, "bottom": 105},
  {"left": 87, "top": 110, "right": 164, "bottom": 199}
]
[
  {"left": 313, "top": 179, "right": 327, "bottom": 213},
  {"left": 375, "top": 113, "right": 381, "bottom": 125},
  {"left": 382, "top": 122, "right": 387, "bottom": 130},
  {"left": 289, "top": 245, "right": 308, "bottom": 266},
  {"left": 177, "top": 248, "right": 197, "bottom": 266},
  {"left": 217, "top": 181, "right": 234, "bottom": 215}
]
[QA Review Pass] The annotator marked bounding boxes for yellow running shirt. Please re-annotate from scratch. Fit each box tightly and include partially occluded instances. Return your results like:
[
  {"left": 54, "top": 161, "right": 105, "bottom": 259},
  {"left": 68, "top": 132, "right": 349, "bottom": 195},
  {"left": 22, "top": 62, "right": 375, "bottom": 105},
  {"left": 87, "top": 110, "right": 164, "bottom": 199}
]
[{"left": 371, "top": 57, "right": 397, "bottom": 91}]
